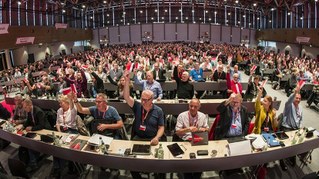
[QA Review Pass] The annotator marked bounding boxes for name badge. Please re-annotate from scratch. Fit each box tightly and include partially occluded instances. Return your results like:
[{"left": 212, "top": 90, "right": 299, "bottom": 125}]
[
  {"left": 139, "top": 125, "right": 146, "bottom": 131},
  {"left": 231, "top": 124, "right": 237, "bottom": 128}
]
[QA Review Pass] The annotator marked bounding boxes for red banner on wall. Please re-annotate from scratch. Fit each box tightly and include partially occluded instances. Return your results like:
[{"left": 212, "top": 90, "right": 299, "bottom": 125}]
[
  {"left": 16, "top": 37, "right": 35, "bottom": 44},
  {"left": 0, "top": 24, "right": 9, "bottom": 34},
  {"left": 55, "top": 23, "right": 68, "bottom": 29}
]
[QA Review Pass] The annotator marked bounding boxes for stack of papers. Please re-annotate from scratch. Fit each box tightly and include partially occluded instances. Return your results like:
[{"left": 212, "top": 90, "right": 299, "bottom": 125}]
[
  {"left": 228, "top": 140, "right": 252, "bottom": 156},
  {"left": 88, "top": 133, "right": 113, "bottom": 146}
]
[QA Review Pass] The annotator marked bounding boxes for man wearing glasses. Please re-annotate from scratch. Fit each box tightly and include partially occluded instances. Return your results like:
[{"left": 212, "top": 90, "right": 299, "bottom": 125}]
[
  {"left": 73, "top": 93, "right": 124, "bottom": 138},
  {"left": 214, "top": 93, "right": 250, "bottom": 140},
  {"left": 123, "top": 71, "right": 165, "bottom": 179}
]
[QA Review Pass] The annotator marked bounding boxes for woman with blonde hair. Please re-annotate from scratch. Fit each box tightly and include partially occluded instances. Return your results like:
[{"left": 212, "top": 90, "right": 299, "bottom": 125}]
[
  {"left": 56, "top": 94, "right": 77, "bottom": 133},
  {"left": 253, "top": 87, "right": 278, "bottom": 134}
]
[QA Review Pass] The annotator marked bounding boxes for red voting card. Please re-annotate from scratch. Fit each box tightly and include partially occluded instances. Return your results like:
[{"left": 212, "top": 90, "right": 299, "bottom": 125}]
[
  {"left": 261, "top": 79, "right": 268, "bottom": 88},
  {"left": 298, "top": 80, "right": 305, "bottom": 89},
  {"left": 192, "top": 134, "right": 204, "bottom": 144},
  {"left": 70, "top": 84, "right": 77, "bottom": 94},
  {"left": 251, "top": 65, "right": 257, "bottom": 73},
  {"left": 62, "top": 87, "right": 72, "bottom": 95}
]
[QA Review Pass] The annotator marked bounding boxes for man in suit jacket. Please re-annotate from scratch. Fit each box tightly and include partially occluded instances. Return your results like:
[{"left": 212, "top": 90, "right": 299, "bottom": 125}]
[
  {"left": 214, "top": 93, "right": 250, "bottom": 140},
  {"left": 16, "top": 97, "right": 51, "bottom": 172},
  {"left": 152, "top": 62, "right": 166, "bottom": 82},
  {"left": 109, "top": 63, "right": 123, "bottom": 82}
]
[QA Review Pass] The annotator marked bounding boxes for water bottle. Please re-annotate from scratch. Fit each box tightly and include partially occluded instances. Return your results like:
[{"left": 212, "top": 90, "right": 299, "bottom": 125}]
[
  {"left": 298, "top": 127, "right": 306, "bottom": 144},
  {"left": 99, "top": 137, "right": 107, "bottom": 154},
  {"left": 52, "top": 132, "right": 61, "bottom": 147},
  {"left": 175, "top": 94, "right": 178, "bottom": 103},
  {"left": 291, "top": 131, "right": 298, "bottom": 145},
  {"left": 157, "top": 144, "right": 164, "bottom": 159}
]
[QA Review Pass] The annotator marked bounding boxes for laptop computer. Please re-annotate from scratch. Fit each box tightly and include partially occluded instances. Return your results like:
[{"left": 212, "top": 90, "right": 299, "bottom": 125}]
[
  {"left": 132, "top": 144, "right": 151, "bottom": 155},
  {"left": 191, "top": 131, "right": 208, "bottom": 146}
]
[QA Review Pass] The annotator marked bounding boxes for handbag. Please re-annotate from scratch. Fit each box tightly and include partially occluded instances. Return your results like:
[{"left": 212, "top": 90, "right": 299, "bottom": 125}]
[{"left": 76, "top": 115, "right": 90, "bottom": 136}]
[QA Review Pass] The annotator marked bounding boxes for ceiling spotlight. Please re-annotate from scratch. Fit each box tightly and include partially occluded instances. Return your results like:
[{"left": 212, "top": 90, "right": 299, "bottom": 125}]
[
  {"left": 155, "top": 9, "right": 157, "bottom": 12},
  {"left": 164, "top": 9, "right": 168, "bottom": 12},
  {"left": 82, "top": 5, "right": 85, "bottom": 8},
  {"left": 90, "top": 16, "right": 93, "bottom": 19},
  {"left": 107, "top": 14, "right": 109, "bottom": 17},
  {"left": 235, "top": 0, "right": 239, "bottom": 3},
  {"left": 140, "top": 10, "right": 143, "bottom": 13},
  {"left": 253, "top": 3, "right": 257, "bottom": 7},
  {"left": 62, "top": 9, "right": 66, "bottom": 13},
  {"left": 288, "top": 12, "right": 291, "bottom": 15},
  {"left": 17, "top": 1, "right": 21, "bottom": 5},
  {"left": 103, "top": 0, "right": 107, "bottom": 3}
]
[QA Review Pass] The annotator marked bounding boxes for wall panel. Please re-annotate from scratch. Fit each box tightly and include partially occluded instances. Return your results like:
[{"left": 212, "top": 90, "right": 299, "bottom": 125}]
[
  {"left": 232, "top": 27, "right": 241, "bottom": 45},
  {"left": 109, "top": 26, "right": 119, "bottom": 44},
  {"left": 153, "top": 24, "right": 164, "bottom": 42},
  {"left": 177, "top": 24, "right": 187, "bottom": 41},
  {"left": 221, "top": 26, "right": 231, "bottom": 43},
  {"left": 199, "top": 24, "right": 210, "bottom": 42},
  {"left": 188, "top": 24, "right": 199, "bottom": 42},
  {"left": 164, "top": 24, "right": 175, "bottom": 41},
  {"left": 130, "top": 25, "right": 142, "bottom": 44},
  {"left": 210, "top": 25, "right": 221, "bottom": 44},
  {"left": 120, "top": 26, "right": 130, "bottom": 44}
]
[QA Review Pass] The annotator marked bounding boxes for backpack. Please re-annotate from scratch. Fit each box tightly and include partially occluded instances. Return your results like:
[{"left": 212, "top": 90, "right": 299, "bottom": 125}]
[{"left": 0, "top": 104, "right": 11, "bottom": 120}]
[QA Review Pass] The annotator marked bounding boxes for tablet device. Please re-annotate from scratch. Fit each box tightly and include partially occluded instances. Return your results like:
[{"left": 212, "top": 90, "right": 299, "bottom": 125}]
[
  {"left": 25, "top": 133, "right": 37, "bottom": 138},
  {"left": 132, "top": 144, "right": 151, "bottom": 155},
  {"left": 275, "top": 131, "right": 289, "bottom": 140},
  {"left": 167, "top": 143, "right": 184, "bottom": 157}
]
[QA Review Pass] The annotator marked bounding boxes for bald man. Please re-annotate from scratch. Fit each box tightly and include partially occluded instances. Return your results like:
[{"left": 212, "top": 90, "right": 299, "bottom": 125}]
[
  {"left": 175, "top": 98, "right": 209, "bottom": 140},
  {"left": 173, "top": 65, "right": 194, "bottom": 99},
  {"left": 124, "top": 70, "right": 165, "bottom": 179}
]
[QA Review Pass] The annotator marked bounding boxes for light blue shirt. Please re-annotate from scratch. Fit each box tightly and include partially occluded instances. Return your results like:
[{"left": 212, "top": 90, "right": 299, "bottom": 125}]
[
  {"left": 227, "top": 110, "right": 243, "bottom": 137},
  {"left": 134, "top": 76, "right": 163, "bottom": 99},
  {"left": 190, "top": 68, "right": 204, "bottom": 81}
]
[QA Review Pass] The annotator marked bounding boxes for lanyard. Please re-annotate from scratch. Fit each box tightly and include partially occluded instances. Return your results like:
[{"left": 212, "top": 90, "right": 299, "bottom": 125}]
[
  {"left": 232, "top": 110, "right": 240, "bottom": 123},
  {"left": 141, "top": 109, "right": 149, "bottom": 125},
  {"left": 99, "top": 106, "right": 108, "bottom": 119},
  {"left": 188, "top": 112, "right": 198, "bottom": 127},
  {"left": 146, "top": 82, "right": 153, "bottom": 90}
]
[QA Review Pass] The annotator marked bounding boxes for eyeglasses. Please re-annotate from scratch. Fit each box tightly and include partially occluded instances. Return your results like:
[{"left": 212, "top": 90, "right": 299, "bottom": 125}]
[
  {"left": 95, "top": 100, "right": 105, "bottom": 104},
  {"left": 141, "top": 97, "right": 152, "bottom": 103}
]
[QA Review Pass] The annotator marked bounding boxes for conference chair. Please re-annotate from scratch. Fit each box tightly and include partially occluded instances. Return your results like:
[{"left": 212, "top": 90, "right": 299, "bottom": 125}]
[{"left": 8, "top": 158, "right": 29, "bottom": 179}]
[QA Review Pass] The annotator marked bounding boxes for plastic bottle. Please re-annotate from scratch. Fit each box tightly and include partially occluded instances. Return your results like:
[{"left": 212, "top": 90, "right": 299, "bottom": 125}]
[
  {"left": 175, "top": 94, "right": 178, "bottom": 103},
  {"left": 52, "top": 132, "right": 61, "bottom": 147},
  {"left": 157, "top": 144, "right": 164, "bottom": 159},
  {"left": 298, "top": 127, "right": 307, "bottom": 144},
  {"left": 291, "top": 131, "right": 298, "bottom": 145},
  {"left": 99, "top": 137, "right": 107, "bottom": 154}
]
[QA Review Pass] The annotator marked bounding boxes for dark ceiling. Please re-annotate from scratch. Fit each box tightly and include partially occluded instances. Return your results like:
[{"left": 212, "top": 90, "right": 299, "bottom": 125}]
[{"left": 50, "top": 0, "right": 310, "bottom": 13}]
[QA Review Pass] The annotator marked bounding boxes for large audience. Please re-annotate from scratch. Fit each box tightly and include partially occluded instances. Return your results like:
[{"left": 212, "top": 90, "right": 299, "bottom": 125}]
[{"left": 0, "top": 42, "right": 318, "bottom": 179}]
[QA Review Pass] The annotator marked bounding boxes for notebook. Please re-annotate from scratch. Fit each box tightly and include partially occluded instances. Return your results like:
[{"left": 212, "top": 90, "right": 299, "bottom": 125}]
[
  {"left": 132, "top": 144, "right": 151, "bottom": 155},
  {"left": 191, "top": 131, "right": 208, "bottom": 146},
  {"left": 262, "top": 133, "right": 280, "bottom": 147},
  {"left": 167, "top": 143, "right": 184, "bottom": 158}
]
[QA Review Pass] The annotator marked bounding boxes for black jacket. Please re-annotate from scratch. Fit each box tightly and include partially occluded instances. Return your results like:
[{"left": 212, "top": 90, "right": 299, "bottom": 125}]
[
  {"left": 23, "top": 106, "right": 51, "bottom": 131},
  {"left": 214, "top": 100, "right": 250, "bottom": 140},
  {"left": 173, "top": 66, "right": 194, "bottom": 99}
]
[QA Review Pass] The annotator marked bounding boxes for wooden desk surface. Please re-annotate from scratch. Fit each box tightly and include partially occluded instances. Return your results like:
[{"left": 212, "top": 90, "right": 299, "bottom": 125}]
[{"left": 0, "top": 128, "right": 318, "bottom": 173}]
